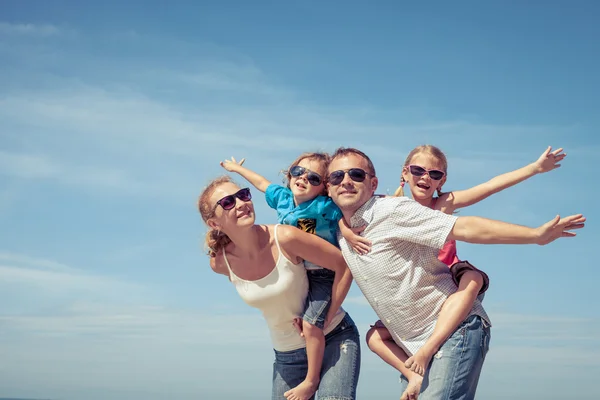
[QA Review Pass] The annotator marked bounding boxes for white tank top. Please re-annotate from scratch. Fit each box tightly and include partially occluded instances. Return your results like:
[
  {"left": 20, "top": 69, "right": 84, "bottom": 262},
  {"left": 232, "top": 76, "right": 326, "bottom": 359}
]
[{"left": 223, "top": 224, "right": 345, "bottom": 351}]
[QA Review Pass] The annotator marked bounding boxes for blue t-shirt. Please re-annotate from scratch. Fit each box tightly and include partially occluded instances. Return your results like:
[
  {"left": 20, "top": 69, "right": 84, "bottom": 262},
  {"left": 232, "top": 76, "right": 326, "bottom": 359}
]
[{"left": 265, "top": 184, "right": 342, "bottom": 255}]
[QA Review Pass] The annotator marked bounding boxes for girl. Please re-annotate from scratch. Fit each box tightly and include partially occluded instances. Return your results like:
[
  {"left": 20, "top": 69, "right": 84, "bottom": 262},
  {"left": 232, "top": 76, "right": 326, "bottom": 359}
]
[
  {"left": 361, "top": 145, "right": 565, "bottom": 377},
  {"left": 200, "top": 176, "right": 360, "bottom": 400},
  {"left": 220, "top": 153, "right": 358, "bottom": 400}
]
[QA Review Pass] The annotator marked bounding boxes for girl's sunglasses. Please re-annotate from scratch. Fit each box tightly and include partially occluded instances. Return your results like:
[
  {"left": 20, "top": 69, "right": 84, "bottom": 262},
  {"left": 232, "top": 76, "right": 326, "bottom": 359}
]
[
  {"left": 408, "top": 165, "right": 445, "bottom": 181},
  {"left": 215, "top": 188, "right": 252, "bottom": 211},
  {"left": 290, "top": 165, "right": 323, "bottom": 186},
  {"left": 327, "top": 168, "right": 371, "bottom": 186}
]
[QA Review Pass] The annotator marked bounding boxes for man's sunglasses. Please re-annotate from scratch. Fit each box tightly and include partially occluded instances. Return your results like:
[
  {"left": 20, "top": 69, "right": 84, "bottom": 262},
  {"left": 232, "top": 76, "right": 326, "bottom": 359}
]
[
  {"left": 290, "top": 165, "right": 323, "bottom": 186},
  {"left": 215, "top": 188, "right": 252, "bottom": 211},
  {"left": 408, "top": 165, "right": 445, "bottom": 181},
  {"left": 327, "top": 168, "right": 372, "bottom": 186}
]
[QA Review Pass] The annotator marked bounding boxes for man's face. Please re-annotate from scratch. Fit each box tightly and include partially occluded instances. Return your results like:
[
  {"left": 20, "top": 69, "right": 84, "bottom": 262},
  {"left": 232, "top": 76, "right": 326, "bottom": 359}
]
[{"left": 327, "top": 154, "right": 378, "bottom": 215}]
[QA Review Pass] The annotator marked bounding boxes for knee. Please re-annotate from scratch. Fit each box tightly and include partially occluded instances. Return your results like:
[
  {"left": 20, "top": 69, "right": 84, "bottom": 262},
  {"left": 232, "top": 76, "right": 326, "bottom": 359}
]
[
  {"left": 302, "top": 320, "right": 322, "bottom": 336},
  {"left": 462, "top": 270, "right": 484, "bottom": 294},
  {"left": 365, "top": 327, "right": 381, "bottom": 351}
]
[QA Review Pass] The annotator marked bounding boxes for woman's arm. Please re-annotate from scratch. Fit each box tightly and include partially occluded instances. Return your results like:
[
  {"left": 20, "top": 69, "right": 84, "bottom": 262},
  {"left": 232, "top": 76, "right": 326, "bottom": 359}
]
[
  {"left": 209, "top": 252, "right": 231, "bottom": 279},
  {"left": 438, "top": 147, "right": 565, "bottom": 213},
  {"left": 278, "top": 225, "right": 353, "bottom": 326},
  {"left": 220, "top": 157, "right": 271, "bottom": 193}
]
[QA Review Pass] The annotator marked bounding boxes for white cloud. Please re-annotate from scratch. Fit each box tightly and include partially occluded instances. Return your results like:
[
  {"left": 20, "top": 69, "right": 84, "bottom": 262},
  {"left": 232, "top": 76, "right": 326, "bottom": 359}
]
[{"left": 0, "top": 22, "right": 61, "bottom": 36}]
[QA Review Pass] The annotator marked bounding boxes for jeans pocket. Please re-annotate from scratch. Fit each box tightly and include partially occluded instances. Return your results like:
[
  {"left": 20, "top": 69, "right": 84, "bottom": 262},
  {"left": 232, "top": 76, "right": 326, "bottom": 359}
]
[{"left": 480, "top": 324, "right": 491, "bottom": 358}]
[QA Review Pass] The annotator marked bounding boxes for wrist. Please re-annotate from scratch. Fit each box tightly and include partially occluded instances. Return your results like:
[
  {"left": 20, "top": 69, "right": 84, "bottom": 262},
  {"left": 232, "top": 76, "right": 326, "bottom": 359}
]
[{"left": 528, "top": 162, "right": 540, "bottom": 175}]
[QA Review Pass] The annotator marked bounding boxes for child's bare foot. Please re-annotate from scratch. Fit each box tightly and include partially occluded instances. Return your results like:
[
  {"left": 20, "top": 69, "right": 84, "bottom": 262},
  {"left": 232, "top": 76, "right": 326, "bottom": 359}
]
[
  {"left": 400, "top": 374, "right": 423, "bottom": 400},
  {"left": 405, "top": 346, "right": 436, "bottom": 376},
  {"left": 284, "top": 379, "right": 318, "bottom": 400}
]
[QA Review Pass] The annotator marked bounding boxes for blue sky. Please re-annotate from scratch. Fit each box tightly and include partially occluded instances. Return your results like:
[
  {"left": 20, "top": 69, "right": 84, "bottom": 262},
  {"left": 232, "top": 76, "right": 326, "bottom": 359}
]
[{"left": 0, "top": 1, "right": 598, "bottom": 399}]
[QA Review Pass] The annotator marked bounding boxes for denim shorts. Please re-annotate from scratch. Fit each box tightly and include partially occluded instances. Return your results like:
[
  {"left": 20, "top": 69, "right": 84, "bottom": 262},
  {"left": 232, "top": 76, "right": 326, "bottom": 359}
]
[
  {"left": 399, "top": 315, "right": 491, "bottom": 400},
  {"left": 272, "top": 313, "right": 361, "bottom": 400},
  {"left": 302, "top": 268, "right": 335, "bottom": 329}
]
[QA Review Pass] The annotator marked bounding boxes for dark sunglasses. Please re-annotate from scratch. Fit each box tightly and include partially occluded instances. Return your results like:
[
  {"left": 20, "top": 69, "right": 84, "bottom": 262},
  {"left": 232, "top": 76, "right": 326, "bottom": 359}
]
[
  {"left": 215, "top": 188, "right": 252, "bottom": 211},
  {"left": 290, "top": 165, "right": 323, "bottom": 186},
  {"left": 327, "top": 168, "right": 372, "bottom": 186},
  {"left": 408, "top": 165, "right": 445, "bottom": 181}
]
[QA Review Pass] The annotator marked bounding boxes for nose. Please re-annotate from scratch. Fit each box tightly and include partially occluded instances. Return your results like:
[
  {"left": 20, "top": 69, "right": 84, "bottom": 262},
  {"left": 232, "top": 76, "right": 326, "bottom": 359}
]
[{"left": 340, "top": 171, "right": 354, "bottom": 186}]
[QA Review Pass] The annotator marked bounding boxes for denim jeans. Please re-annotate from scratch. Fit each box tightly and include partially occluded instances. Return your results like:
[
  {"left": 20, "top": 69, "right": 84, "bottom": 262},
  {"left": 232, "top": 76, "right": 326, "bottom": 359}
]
[
  {"left": 303, "top": 268, "right": 335, "bottom": 329},
  {"left": 399, "top": 315, "right": 491, "bottom": 400},
  {"left": 272, "top": 313, "right": 361, "bottom": 400}
]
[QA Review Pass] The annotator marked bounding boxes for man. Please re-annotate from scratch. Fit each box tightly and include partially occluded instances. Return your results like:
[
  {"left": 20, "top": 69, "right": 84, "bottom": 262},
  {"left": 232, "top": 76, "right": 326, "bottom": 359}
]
[{"left": 326, "top": 147, "right": 585, "bottom": 400}]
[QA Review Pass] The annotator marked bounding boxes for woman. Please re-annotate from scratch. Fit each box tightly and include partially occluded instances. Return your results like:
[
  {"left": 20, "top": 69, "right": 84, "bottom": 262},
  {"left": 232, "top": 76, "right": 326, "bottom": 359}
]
[{"left": 198, "top": 176, "right": 361, "bottom": 400}]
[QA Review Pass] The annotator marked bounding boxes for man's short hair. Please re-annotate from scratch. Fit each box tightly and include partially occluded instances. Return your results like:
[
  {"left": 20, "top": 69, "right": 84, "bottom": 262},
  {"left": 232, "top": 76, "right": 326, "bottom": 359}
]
[{"left": 330, "top": 147, "right": 376, "bottom": 177}]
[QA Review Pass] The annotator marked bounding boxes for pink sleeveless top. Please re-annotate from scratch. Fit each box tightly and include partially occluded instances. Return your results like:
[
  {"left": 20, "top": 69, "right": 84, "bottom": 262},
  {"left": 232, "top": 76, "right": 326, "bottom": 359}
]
[{"left": 431, "top": 198, "right": 460, "bottom": 266}]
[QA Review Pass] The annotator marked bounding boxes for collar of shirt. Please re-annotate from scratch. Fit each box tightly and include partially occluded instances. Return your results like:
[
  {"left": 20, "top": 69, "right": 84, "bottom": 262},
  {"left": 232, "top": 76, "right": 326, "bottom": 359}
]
[{"left": 349, "top": 196, "right": 378, "bottom": 228}]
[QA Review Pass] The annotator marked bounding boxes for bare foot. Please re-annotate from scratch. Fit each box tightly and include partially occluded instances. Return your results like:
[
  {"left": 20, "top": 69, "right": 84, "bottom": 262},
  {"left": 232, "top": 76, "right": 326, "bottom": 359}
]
[
  {"left": 404, "top": 346, "right": 436, "bottom": 376},
  {"left": 284, "top": 379, "right": 318, "bottom": 400},
  {"left": 400, "top": 374, "right": 423, "bottom": 400}
]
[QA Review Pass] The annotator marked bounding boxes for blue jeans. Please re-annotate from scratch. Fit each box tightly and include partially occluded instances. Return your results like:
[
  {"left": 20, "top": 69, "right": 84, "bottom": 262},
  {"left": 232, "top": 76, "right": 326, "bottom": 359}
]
[
  {"left": 303, "top": 268, "right": 335, "bottom": 329},
  {"left": 399, "top": 315, "right": 491, "bottom": 400},
  {"left": 272, "top": 313, "right": 361, "bottom": 400}
]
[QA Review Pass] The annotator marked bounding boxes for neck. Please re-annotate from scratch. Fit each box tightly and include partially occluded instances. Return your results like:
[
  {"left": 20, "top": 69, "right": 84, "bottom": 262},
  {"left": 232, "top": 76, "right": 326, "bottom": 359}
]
[
  {"left": 225, "top": 224, "right": 264, "bottom": 257},
  {"left": 414, "top": 196, "right": 435, "bottom": 208}
]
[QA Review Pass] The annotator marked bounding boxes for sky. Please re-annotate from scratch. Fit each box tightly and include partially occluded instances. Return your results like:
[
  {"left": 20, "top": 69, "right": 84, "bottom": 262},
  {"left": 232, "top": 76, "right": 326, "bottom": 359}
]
[{"left": 0, "top": 1, "right": 598, "bottom": 399}]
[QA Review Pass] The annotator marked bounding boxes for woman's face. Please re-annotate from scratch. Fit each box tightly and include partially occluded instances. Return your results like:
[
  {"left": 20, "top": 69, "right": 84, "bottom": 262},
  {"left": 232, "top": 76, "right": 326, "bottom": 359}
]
[{"left": 207, "top": 182, "right": 255, "bottom": 232}]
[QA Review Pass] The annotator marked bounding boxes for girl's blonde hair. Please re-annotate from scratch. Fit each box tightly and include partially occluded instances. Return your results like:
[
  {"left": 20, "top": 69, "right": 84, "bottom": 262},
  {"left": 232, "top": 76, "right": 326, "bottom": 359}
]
[
  {"left": 283, "top": 152, "right": 330, "bottom": 196},
  {"left": 394, "top": 145, "right": 448, "bottom": 197},
  {"left": 198, "top": 176, "right": 234, "bottom": 257}
]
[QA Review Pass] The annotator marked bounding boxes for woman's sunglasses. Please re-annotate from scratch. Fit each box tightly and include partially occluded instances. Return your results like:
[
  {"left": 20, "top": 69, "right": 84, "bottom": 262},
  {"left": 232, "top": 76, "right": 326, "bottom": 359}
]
[
  {"left": 408, "top": 165, "right": 445, "bottom": 181},
  {"left": 327, "top": 168, "right": 371, "bottom": 186},
  {"left": 215, "top": 188, "right": 252, "bottom": 211},
  {"left": 290, "top": 165, "right": 323, "bottom": 186}
]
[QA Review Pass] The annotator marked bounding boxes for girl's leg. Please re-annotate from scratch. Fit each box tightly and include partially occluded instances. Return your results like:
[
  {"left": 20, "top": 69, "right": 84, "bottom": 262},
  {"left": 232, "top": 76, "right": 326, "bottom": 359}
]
[
  {"left": 405, "top": 269, "right": 484, "bottom": 376},
  {"left": 366, "top": 321, "right": 411, "bottom": 372}
]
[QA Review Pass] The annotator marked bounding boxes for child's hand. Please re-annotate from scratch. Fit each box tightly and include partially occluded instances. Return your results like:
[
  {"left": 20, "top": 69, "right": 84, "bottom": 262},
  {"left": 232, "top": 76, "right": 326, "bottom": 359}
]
[
  {"left": 220, "top": 156, "right": 245, "bottom": 172},
  {"left": 534, "top": 146, "right": 565, "bottom": 174},
  {"left": 346, "top": 225, "right": 371, "bottom": 255}
]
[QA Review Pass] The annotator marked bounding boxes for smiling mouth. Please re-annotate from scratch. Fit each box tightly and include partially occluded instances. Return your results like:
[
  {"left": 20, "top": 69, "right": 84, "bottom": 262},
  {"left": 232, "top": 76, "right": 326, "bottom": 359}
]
[
  {"left": 416, "top": 183, "right": 430, "bottom": 190},
  {"left": 295, "top": 182, "right": 307, "bottom": 190}
]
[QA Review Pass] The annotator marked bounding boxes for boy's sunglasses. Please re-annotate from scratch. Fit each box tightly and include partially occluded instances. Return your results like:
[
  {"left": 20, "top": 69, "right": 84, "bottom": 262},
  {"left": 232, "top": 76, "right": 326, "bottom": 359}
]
[
  {"left": 327, "top": 168, "right": 371, "bottom": 186},
  {"left": 215, "top": 188, "right": 252, "bottom": 211},
  {"left": 290, "top": 165, "right": 323, "bottom": 186},
  {"left": 408, "top": 165, "right": 445, "bottom": 181}
]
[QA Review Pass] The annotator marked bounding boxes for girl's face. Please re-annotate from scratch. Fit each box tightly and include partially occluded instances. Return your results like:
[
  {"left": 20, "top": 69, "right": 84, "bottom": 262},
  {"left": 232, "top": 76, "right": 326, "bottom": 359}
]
[
  {"left": 402, "top": 152, "right": 447, "bottom": 201},
  {"left": 207, "top": 182, "right": 255, "bottom": 233},
  {"left": 290, "top": 158, "right": 326, "bottom": 205}
]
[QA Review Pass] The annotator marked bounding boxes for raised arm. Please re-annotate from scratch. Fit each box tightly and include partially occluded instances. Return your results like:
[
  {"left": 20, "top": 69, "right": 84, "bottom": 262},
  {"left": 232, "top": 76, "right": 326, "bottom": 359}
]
[
  {"left": 278, "top": 225, "right": 353, "bottom": 326},
  {"left": 448, "top": 214, "right": 585, "bottom": 245},
  {"left": 438, "top": 146, "right": 566, "bottom": 213},
  {"left": 220, "top": 157, "right": 271, "bottom": 193}
]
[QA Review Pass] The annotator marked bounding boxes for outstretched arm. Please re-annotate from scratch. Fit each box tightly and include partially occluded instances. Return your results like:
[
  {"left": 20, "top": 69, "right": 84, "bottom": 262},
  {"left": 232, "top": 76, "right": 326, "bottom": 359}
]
[
  {"left": 438, "top": 146, "right": 565, "bottom": 213},
  {"left": 220, "top": 157, "right": 271, "bottom": 193},
  {"left": 448, "top": 213, "right": 585, "bottom": 245},
  {"left": 278, "top": 225, "right": 353, "bottom": 327}
]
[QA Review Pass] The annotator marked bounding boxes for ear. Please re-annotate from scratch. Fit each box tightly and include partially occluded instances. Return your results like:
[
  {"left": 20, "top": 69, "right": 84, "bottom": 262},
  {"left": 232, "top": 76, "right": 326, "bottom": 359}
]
[
  {"left": 370, "top": 176, "right": 379, "bottom": 194},
  {"left": 327, "top": 182, "right": 333, "bottom": 196},
  {"left": 207, "top": 219, "right": 221, "bottom": 230},
  {"left": 401, "top": 166, "right": 410, "bottom": 183}
]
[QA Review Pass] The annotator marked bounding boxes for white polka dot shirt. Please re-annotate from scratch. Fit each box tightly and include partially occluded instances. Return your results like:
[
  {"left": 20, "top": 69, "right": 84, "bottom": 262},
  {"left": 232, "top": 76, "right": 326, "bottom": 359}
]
[{"left": 338, "top": 196, "right": 491, "bottom": 356}]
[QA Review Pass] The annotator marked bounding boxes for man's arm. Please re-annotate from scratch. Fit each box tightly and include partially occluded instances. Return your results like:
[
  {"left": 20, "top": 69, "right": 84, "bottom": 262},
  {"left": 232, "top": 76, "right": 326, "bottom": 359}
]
[{"left": 448, "top": 214, "right": 586, "bottom": 245}]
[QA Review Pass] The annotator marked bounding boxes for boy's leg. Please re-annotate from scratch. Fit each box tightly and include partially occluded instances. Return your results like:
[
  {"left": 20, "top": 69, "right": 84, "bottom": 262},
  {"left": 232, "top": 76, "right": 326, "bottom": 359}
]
[
  {"left": 284, "top": 270, "right": 331, "bottom": 400},
  {"left": 405, "top": 262, "right": 486, "bottom": 376}
]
